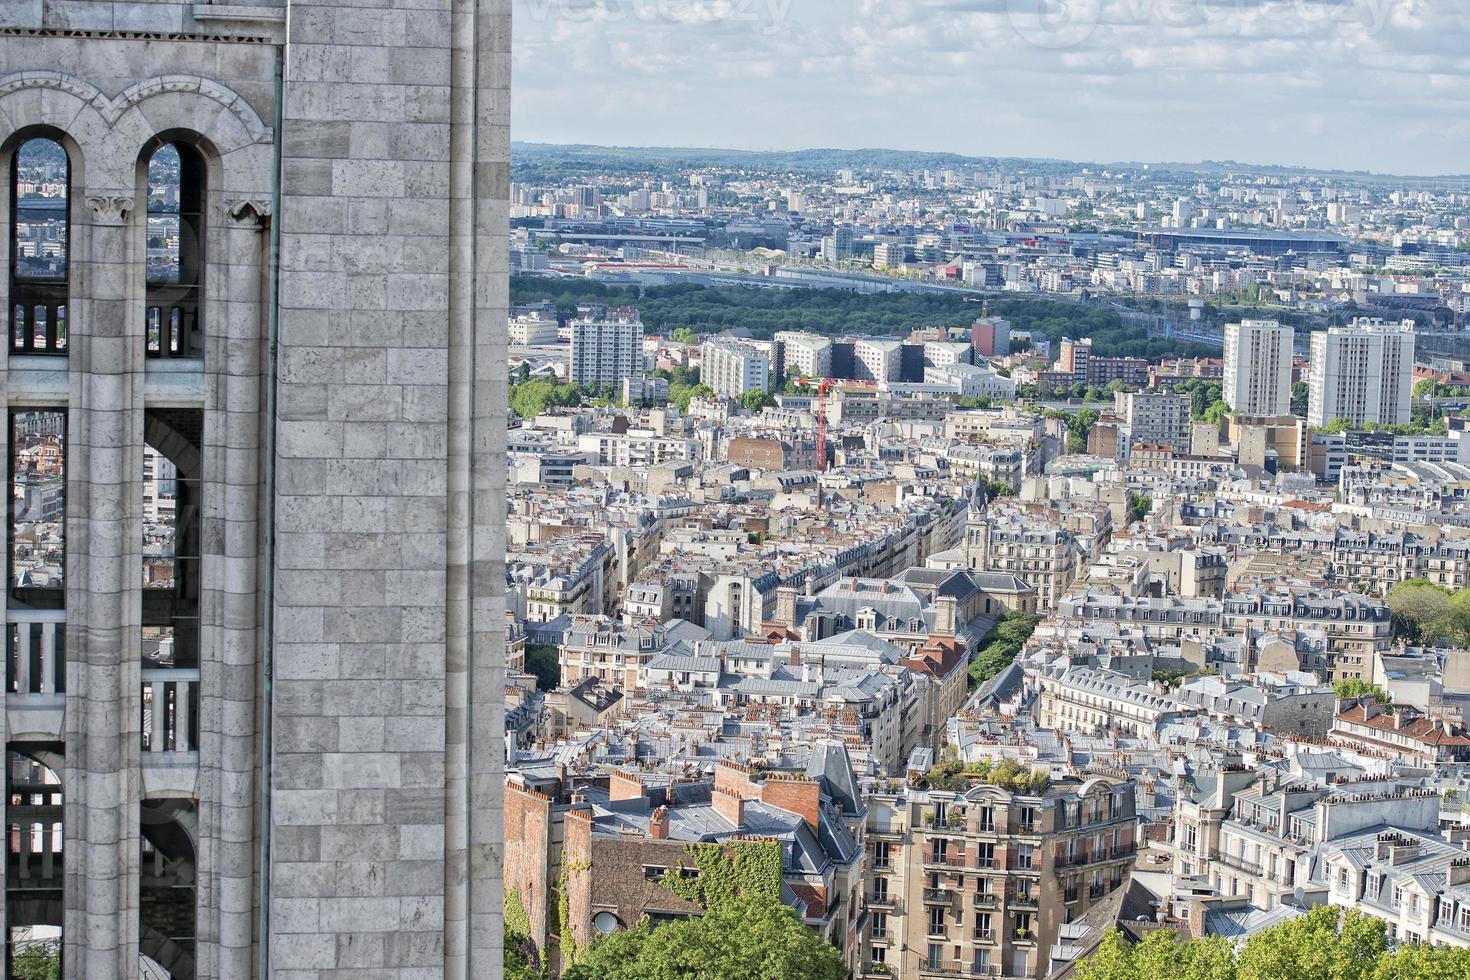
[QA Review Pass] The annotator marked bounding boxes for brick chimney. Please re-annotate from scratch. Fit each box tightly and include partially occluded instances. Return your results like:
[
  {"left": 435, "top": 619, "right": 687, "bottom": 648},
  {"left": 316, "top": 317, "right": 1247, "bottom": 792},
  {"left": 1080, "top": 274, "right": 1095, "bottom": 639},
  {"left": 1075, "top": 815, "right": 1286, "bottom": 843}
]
[
  {"left": 649, "top": 806, "right": 670, "bottom": 840},
  {"left": 714, "top": 789, "right": 745, "bottom": 828},
  {"left": 609, "top": 769, "right": 646, "bottom": 803},
  {"left": 761, "top": 774, "right": 821, "bottom": 832}
]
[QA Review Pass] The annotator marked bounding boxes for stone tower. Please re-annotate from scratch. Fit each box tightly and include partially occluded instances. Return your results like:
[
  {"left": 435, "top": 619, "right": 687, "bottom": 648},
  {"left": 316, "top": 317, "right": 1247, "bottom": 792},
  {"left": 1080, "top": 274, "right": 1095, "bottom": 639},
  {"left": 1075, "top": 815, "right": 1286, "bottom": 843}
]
[{"left": 0, "top": 2, "right": 508, "bottom": 977}]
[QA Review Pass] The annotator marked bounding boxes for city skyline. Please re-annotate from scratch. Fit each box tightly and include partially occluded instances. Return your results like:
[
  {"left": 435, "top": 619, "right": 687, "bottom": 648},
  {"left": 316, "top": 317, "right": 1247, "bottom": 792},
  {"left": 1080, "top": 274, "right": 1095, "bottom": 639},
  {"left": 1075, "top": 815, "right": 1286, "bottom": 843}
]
[{"left": 512, "top": 0, "right": 1470, "bottom": 176}]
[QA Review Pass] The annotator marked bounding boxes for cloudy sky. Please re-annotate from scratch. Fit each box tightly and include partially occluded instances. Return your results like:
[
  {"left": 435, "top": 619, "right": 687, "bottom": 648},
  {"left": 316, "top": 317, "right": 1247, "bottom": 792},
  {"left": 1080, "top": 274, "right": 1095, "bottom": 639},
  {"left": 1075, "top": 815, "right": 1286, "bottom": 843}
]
[{"left": 512, "top": 0, "right": 1470, "bottom": 175}]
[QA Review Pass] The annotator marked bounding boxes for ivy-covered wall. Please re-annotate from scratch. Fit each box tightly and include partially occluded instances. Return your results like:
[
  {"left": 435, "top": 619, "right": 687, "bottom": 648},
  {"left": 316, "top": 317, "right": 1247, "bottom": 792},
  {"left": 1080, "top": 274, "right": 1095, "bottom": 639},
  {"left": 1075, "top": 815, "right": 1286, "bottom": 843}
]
[{"left": 665, "top": 840, "right": 784, "bottom": 910}]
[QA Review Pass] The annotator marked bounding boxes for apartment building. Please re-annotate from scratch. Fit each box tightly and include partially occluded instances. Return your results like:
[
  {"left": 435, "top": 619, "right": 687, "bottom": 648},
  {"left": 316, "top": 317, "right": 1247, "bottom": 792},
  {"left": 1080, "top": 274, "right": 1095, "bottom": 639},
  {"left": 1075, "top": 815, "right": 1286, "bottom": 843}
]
[
  {"left": 1174, "top": 767, "right": 1444, "bottom": 917},
  {"left": 1223, "top": 320, "right": 1294, "bottom": 416},
  {"left": 1220, "top": 588, "right": 1393, "bottom": 680},
  {"left": 702, "top": 337, "right": 771, "bottom": 398},
  {"left": 1307, "top": 318, "right": 1416, "bottom": 427},
  {"left": 855, "top": 338, "right": 906, "bottom": 383},
  {"left": 1038, "top": 669, "right": 1200, "bottom": 738},
  {"left": 571, "top": 310, "right": 645, "bottom": 388},
  {"left": 964, "top": 517, "right": 1080, "bottom": 611},
  {"left": 1122, "top": 391, "right": 1192, "bottom": 450},
  {"left": 862, "top": 772, "right": 1138, "bottom": 979},
  {"left": 774, "top": 330, "right": 834, "bottom": 379}
]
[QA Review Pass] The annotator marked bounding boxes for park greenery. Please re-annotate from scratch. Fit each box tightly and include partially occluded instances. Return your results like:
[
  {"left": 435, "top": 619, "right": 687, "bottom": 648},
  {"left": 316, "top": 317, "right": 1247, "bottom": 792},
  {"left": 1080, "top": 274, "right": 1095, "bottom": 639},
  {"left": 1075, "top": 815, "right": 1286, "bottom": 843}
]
[
  {"left": 510, "top": 277, "right": 1219, "bottom": 359},
  {"left": 522, "top": 644, "right": 560, "bottom": 692},
  {"left": 968, "top": 609, "right": 1042, "bottom": 688},
  {"left": 12, "top": 943, "right": 59, "bottom": 980},
  {"left": 1385, "top": 579, "right": 1470, "bottom": 646},
  {"left": 509, "top": 379, "right": 583, "bottom": 420},
  {"left": 923, "top": 756, "right": 1052, "bottom": 794},
  {"left": 1075, "top": 906, "right": 1470, "bottom": 980}
]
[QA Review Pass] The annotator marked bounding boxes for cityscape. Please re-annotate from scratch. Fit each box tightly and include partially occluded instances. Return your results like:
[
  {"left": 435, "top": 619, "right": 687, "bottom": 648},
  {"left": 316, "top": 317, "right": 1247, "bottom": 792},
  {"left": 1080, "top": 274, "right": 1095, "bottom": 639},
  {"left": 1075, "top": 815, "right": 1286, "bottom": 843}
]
[
  {"left": 3, "top": 1, "right": 1470, "bottom": 979},
  {"left": 501, "top": 143, "right": 1470, "bottom": 979}
]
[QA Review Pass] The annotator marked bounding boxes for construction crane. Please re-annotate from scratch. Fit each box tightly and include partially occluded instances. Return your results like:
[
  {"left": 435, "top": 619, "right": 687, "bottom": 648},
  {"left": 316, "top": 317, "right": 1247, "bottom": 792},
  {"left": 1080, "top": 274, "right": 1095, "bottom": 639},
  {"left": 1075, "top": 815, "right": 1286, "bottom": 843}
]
[{"left": 815, "top": 378, "right": 833, "bottom": 472}]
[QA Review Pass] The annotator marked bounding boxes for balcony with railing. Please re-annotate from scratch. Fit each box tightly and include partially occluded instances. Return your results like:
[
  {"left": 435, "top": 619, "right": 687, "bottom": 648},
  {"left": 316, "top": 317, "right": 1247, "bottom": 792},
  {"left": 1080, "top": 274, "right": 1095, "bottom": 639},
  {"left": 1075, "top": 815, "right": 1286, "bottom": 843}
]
[
  {"left": 6, "top": 617, "right": 66, "bottom": 739},
  {"left": 1010, "top": 895, "right": 1040, "bottom": 912},
  {"left": 141, "top": 668, "right": 200, "bottom": 755},
  {"left": 919, "top": 960, "right": 1001, "bottom": 977},
  {"left": 866, "top": 893, "right": 900, "bottom": 911},
  {"left": 10, "top": 283, "right": 68, "bottom": 355}
]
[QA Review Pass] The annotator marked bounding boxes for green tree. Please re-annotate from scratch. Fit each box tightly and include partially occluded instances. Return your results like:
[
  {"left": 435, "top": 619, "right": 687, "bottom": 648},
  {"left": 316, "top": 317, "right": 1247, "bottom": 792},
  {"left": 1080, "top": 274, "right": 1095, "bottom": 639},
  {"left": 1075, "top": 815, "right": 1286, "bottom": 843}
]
[
  {"left": 670, "top": 383, "right": 714, "bottom": 413},
  {"left": 1076, "top": 928, "right": 1236, "bottom": 980},
  {"left": 1332, "top": 678, "right": 1389, "bottom": 705},
  {"left": 1236, "top": 906, "right": 1386, "bottom": 980},
  {"left": 1126, "top": 493, "right": 1153, "bottom": 525},
  {"left": 12, "top": 944, "right": 60, "bottom": 980},
  {"left": 672, "top": 327, "right": 698, "bottom": 345},
  {"left": 562, "top": 897, "right": 845, "bottom": 980},
  {"left": 740, "top": 389, "right": 774, "bottom": 412},
  {"left": 523, "top": 643, "right": 561, "bottom": 692},
  {"left": 509, "top": 379, "right": 583, "bottom": 420},
  {"left": 517, "top": 361, "right": 531, "bottom": 383},
  {"left": 1386, "top": 579, "right": 1453, "bottom": 644},
  {"left": 1291, "top": 380, "right": 1310, "bottom": 416},
  {"left": 980, "top": 477, "right": 1014, "bottom": 501},
  {"left": 1371, "top": 943, "right": 1470, "bottom": 980},
  {"left": 968, "top": 610, "right": 1041, "bottom": 687}
]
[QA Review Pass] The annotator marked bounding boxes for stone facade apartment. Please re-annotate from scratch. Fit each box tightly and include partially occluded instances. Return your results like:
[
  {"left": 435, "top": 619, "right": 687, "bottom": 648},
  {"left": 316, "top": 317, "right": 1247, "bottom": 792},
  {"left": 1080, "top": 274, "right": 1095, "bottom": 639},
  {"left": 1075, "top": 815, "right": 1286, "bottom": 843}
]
[
  {"left": 861, "top": 772, "right": 1138, "bottom": 979},
  {"left": 0, "top": 2, "right": 508, "bottom": 977}
]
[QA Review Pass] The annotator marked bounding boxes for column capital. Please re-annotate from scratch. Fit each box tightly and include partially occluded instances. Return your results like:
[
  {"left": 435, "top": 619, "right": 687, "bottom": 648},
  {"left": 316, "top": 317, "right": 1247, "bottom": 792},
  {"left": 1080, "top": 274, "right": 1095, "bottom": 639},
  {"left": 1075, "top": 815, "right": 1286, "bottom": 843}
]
[
  {"left": 85, "top": 195, "right": 135, "bottom": 225},
  {"left": 225, "top": 198, "right": 272, "bottom": 227}
]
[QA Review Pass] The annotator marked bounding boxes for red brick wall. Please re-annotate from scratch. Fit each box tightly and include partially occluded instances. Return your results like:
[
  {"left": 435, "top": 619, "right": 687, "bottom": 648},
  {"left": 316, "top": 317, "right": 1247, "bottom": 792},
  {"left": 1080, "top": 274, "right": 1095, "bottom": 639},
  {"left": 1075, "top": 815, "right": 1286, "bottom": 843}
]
[
  {"left": 505, "top": 785, "right": 554, "bottom": 950},
  {"left": 608, "top": 770, "right": 646, "bottom": 803},
  {"left": 761, "top": 775, "right": 821, "bottom": 831}
]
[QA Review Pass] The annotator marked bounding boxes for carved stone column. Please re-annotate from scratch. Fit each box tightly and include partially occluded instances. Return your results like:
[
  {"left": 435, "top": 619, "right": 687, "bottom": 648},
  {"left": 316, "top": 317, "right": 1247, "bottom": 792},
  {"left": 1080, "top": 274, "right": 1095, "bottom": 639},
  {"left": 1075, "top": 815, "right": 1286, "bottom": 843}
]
[{"left": 64, "top": 189, "right": 145, "bottom": 980}]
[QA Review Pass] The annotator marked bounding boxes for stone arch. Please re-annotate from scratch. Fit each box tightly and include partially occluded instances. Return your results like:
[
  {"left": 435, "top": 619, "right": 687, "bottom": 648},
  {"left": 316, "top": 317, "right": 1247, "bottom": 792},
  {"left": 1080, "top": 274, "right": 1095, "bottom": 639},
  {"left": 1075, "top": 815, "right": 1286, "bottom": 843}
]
[{"left": 0, "top": 71, "right": 272, "bottom": 194}]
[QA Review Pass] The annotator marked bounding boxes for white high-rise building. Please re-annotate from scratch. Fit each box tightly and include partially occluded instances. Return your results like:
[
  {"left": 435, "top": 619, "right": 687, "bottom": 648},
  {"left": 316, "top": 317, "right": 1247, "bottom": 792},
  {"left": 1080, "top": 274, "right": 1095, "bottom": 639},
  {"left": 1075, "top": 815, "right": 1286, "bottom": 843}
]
[
  {"left": 571, "top": 311, "right": 644, "bottom": 389},
  {"left": 1308, "top": 319, "right": 1417, "bottom": 428},
  {"left": 1223, "top": 319, "right": 1294, "bottom": 416},
  {"left": 702, "top": 338, "right": 771, "bottom": 398}
]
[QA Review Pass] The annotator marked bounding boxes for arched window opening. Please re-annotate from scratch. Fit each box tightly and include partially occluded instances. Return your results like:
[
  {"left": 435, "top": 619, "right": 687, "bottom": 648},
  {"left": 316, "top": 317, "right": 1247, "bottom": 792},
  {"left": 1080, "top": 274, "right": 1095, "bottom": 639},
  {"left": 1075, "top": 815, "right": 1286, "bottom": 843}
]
[
  {"left": 139, "top": 799, "right": 196, "bottom": 979},
  {"left": 144, "top": 142, "right": 205, "bottom": 358},
  {"left": 9, "top": 138, "right": 69, "bottom": 355},
  {"left": 142, "top": 409, "right": 202, "bottom": 756},
  {"left": 6, "top": 746, "right": 64, "bottom": 976}
]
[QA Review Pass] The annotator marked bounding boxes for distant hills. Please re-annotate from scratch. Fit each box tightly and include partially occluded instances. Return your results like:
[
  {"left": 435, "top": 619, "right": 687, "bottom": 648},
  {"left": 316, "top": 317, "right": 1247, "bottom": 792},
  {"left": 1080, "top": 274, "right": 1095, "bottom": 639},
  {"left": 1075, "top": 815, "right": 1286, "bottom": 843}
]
[{"left": 511, "top": 142, "right": 1470, "bottom": 186}]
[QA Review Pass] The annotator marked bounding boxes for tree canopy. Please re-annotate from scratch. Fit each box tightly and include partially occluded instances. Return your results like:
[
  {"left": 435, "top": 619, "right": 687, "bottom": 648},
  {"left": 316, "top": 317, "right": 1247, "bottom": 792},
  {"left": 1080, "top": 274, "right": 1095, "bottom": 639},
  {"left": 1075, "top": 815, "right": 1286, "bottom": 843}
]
[
  {"left": 510, "top": 277, "right": 1219, "bottom": 359},
  {"left": 509, "top": 378, "right": 582, "bottom": 420},
  {"left": 560, "top": 897, "right": 846, "bottom": 980},
  {"left": 968, "top": 609, "right": 1041, "bottom": 687},
  {"left": 1386, "top": 579, "right": 1470, "bottom": 646},
  {"left": 1076, "top": 906, "right": 1470, "bottom": 980}
]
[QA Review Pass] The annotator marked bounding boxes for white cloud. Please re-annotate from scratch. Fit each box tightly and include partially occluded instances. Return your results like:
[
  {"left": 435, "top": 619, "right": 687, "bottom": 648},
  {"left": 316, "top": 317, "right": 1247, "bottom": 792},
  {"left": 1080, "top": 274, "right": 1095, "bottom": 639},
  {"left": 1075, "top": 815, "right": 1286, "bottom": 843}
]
[{"left": 511, "top": 0, "right": 1470, "bottom": 173}]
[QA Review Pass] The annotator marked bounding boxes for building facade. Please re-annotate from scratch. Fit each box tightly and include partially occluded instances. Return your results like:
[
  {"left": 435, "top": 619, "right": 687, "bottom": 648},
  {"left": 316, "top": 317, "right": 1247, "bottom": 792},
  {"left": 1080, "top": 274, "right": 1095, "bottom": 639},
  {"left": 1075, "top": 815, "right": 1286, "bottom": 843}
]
[
  {"left": 571, "top": 311, "right": 643, "bottom": 389},
  {"left": 1308, "top": 318, "right": 1416, "bottom": 428},
  {"left": 1223, "top": 319, "right": 1294, "bottom": 417},
  {"left": 862, "top": 773, "right": 1138, "bottom": 979},
  {"left": 0, "top": 3, "right": 509, "bottom": 977},
  {"left": 701, "top": 337, "right": 770, "bottom": 398}
]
